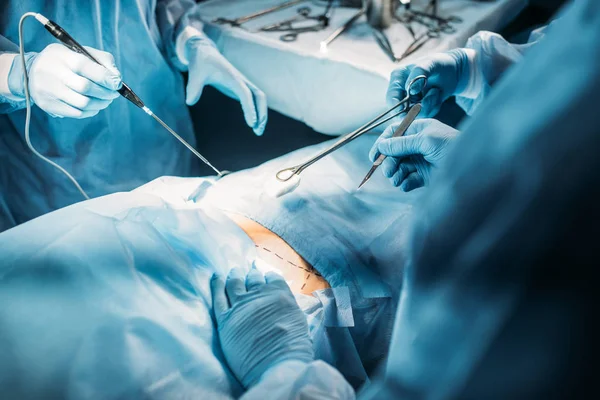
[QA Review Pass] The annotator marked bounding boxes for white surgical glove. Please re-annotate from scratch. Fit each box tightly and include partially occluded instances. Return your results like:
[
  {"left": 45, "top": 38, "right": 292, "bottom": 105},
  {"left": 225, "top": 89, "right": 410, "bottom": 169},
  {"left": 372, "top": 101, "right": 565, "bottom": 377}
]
[
  {"left": 177, "top": 28, "right": 268, "bottom": 136},
  {"left": 8, "top": 43, "right": 121, "bottom": 119},
  {"left": 211, "top": 267, "right": 314, "bottom": 388}
]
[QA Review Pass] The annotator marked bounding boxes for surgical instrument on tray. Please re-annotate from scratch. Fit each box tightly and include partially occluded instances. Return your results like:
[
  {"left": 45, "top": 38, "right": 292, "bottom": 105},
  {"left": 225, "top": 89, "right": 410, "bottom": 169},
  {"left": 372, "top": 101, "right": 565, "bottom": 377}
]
[
  {"left": 396, "top": 7, "right": 461, "bottom": 33},
  {"left": 410, "top": 9, "right": 462, "bottom": 26},
  {"left": 320, "top": 6, "right": 365, "bottom": 51},
  {"left": 358, "top": 101, "right": 422, "bottom": 189},
  {"left": 260, "top": 5, "right": 333, "bottom": 41},
  {"left": 397, "top": 27, "right": 441, "bottom": 61},
  {"left": 34, "top": 14, "right": 222, "bottom": 175},
  {"left": 372, "top": 28, "right": 399, "bottom": 62},
  {"left": 213, "top": 0, "right": 307, "bottom": 27},
  {"left": 275, "top": 75, "right": 427, "bottom": 184}
]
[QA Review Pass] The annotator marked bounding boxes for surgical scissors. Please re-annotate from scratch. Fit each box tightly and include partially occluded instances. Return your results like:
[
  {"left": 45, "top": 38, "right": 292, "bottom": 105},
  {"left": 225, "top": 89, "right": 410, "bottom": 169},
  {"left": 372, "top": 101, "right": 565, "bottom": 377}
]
[{"left": 275, "top": 75, "right": 427, "bottom": 183}]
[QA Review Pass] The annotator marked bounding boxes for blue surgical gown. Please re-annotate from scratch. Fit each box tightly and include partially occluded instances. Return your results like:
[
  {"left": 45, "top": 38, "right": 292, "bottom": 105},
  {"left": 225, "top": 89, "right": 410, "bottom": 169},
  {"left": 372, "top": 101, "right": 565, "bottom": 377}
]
[
  {"left": 456, "top": 25, "right": 549, "bottom": 115},
  {"left": 243, "top": 0, "right": 600, "bottom": 397},
  {"left": 0, "top": 0, "right": 203, "bottom": 231}
]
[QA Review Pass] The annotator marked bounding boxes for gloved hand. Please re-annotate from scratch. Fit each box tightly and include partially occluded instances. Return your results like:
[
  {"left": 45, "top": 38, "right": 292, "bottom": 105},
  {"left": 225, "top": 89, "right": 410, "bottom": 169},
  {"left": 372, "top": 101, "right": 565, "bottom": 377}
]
[
  {"left": 184, "top": 38, "right": 268, "bottom": 136},
  {"left": 12, "top": 43, "right": 121, "bottom": 119},
  {"left": 369, "top": 118, "right": 459, "bottom": 191},
  {"left": 387, "top": 49, "right": 470, "bottom": 118},
  {"left": 211, "top": 267, "right": 313, "bottom": 388}
]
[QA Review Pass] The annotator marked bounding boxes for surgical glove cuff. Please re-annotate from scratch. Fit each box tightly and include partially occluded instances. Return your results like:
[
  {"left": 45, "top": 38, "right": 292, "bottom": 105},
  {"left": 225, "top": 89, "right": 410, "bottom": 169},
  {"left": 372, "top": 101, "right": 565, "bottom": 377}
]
[
  {"left": 4, "top": 52, "right": 36, "bottom": 100},
  {"left": 455, "top": 48, "right": 482, "bottom": 99},
  {"left": 446, "top": 48, "right": 471, "bottom": 96},
  {"left": 175, "top": 26, "right": 218, "bottom": 69}
]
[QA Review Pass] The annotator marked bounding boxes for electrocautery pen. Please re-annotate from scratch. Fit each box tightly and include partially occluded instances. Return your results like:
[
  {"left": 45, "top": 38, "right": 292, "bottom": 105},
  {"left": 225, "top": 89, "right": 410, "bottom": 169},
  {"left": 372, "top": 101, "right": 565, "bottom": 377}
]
[{"left": 32, "top": 13, "right": 221, "bottom": 175}]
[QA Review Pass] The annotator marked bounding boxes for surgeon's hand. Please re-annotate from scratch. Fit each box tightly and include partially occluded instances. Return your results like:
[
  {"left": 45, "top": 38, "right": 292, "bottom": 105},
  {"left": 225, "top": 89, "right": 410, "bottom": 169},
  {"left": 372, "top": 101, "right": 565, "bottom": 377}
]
[
  {"left": 184, "top": 39, "right": 268, "bottom": 136},
  {"left": 387, "top": 49, "right": 470, "bottom": 118},
  {"left": 369, "top": 119, "right": 459, "bottom": 191},
  {"left": 21, "top": 44, "right": 121, "bottom": 119},
  {"left": 211, "top": 267, "right": 313, "bottom": 388}
]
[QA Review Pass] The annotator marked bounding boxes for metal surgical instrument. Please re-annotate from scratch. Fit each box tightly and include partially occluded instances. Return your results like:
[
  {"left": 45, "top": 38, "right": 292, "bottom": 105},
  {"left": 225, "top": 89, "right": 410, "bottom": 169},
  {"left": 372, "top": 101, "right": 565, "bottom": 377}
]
[
  {"left": 260, "top": 6, "right": 332, "bottom": 41},
  {"left": 357, "top": 102, "right": 422, "bottom": 189},
  {"left": 35, "top": 14, "right": 222, "bottom": 175},
  {"left": 320, "top": 6, "right": 365, "bottom": 51},
  {"left": 372, "top": 28, "right": 399, "bottom": 62},
  {"left": 275, "top": 75, "right": 427, "bottom": 184},
  {"left": 213, "top": 0, "right": 307, "bottom": 27},
  {"left": 397, "top": 27, "right": 441, "bottom": 61}
]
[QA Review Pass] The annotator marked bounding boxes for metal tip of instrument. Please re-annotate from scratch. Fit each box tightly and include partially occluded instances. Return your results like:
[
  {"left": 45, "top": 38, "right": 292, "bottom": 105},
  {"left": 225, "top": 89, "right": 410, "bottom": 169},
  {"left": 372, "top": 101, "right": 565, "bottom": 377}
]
[
  {"left": 357, "top": 165, "right": 378, "bottom": 190},
  {"left": 149, "top": 112, "right": 221, "bottom": 176}
]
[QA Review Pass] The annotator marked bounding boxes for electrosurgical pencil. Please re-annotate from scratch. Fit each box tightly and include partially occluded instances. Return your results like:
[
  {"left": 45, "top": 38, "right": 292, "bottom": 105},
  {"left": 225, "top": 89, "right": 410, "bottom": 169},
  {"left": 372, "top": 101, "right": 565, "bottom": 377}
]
[{"left": 32, "top": 13, "right": 221, "bottom": 175}]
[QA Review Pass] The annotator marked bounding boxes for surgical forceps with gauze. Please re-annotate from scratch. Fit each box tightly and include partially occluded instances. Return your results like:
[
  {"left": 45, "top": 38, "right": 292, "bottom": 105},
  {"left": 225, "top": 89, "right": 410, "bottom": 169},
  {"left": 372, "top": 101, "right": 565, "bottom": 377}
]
[
  {"left": 275, "top": 75, "right": 427, "bottom": 184},
  {"left": 213, "top": 0, "right": 307, "bottom": 27}
]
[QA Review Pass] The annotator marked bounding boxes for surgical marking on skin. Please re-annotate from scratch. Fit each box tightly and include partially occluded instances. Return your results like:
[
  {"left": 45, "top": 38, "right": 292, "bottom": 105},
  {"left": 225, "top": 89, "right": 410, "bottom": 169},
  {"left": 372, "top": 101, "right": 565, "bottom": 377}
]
[
  {"left": 301, "top": 283, "right": 307, "bottom": 290},
  {"left": 254, "top": 244, "right": 322, "bottom": 277}
]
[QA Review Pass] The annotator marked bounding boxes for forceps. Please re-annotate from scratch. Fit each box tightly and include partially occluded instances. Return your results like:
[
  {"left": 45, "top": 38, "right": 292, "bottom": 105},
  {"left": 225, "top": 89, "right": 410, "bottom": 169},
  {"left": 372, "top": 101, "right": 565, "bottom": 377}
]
[
  {"left": 275, "top": 75, "right": 427, "bottom": 183},
  {"left": 372, "top": 28, "right": 399, "bottom": 62},
  {"left": 396, "top": 10, "right": 461, "bottom": 33},
  {"left": 410, "top": 9, "right": 462, "bottom": 28},
  {"left": 213, "top": 0, "right": 306, "bottom": 27},
  {"left": 397, "top": 28, "right": 440, "bottom": 61},
  {"left": 261, "top": 6, "right": 332, "bottom": 41}
]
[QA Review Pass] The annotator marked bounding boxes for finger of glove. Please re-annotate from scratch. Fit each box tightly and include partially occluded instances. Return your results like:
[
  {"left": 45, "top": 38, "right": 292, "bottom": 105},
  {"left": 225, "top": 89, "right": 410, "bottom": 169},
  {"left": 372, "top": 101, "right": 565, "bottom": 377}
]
[
  {"left": 65, "top": 47, "right": 121, "bottom": 90},
  {"left": 265, "top": 271, "right": 289, "bottom": 290},
  {"left": 226, "top": 75, "right": 259, "bottom": 130},
  {"left": 226, "top": 267, "right": 247, "bottom": 304},
  {"left": 406, "top": 65, "right": 431, "bottom": 95},
  {"left": 387, "top": 67, "right": 411, "bottom": 108},
  {"left": 391, "top": 162, "right": 416, "bottom": 187},
  {"left": 45, "top": 100, "right": 100, "bottom": 119},
  {"left": 58, "top": 87, "right": 113, "bottom": 112},
  {"left": 369, "top": 123, "right": 399, "bottom": 162},
  {"left": 246, "top": 82, "right": 268, "bottom": 136},
  {"left": 84, "top": 46, "right": 121, "bottom": 78},
  {"left": 246, "top": 267, "right": 266, "bottom": 291},
  {"left": 377, "top": 134, "right": 423, "bottom": 158},
  {"left": 381, "top": 156, "right": 400, "bottom": 178},
  {"left": 64, "top": 71, "right": 120, "bottom": 100},
  {"left": 401, "top": 172, "right": 425, "bottom": 192},
  {"left": 185, "top": 69, "right": 209, "bottom": 105},
  {"left": 419, "top": 87, "right": 442, "bottom": 118},
  {"left": 211, "top": 274, "right": 229, "bottom": 318}
]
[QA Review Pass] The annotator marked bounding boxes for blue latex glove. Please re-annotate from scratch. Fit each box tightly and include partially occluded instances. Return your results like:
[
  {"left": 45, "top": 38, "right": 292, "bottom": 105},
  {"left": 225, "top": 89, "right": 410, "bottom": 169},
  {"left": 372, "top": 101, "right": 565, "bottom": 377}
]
[
  {"left": 185, "top": 39, "right": 268, "bottom": 136},
  {"left": 369, "top": 119, "right": 459, "bottom": 191},
  {"left": 11, "top": 44, "right": 121, "bottom": 118},
  {"left": 387, "top": 49, "right": 470, "bottom": 118},
  {"left": 211, "top": 267, "right": 314, "bottom": 388}
]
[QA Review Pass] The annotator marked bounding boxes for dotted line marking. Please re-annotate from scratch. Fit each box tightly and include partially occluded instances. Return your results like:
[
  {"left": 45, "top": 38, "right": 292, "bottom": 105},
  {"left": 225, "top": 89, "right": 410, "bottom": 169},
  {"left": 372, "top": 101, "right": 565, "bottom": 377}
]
[{"left": 255, "top": 244, "right": 322, "bottom": 277}]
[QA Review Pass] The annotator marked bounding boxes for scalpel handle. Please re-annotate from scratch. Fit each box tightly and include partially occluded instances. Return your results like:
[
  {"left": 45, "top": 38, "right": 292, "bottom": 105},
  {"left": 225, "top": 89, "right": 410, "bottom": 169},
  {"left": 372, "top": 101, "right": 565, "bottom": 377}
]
[{"left": 358, "top": 103, "right": 422, "bottom": 189}]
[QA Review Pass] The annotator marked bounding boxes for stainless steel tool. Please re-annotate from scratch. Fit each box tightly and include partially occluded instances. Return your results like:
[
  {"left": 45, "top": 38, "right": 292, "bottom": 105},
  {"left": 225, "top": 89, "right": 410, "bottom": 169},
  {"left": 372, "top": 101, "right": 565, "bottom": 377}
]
[
  {"left": 275, "top": 75, "right": 427, "bottom": 184},
  {"left": 213, "top": 0, "right": 307, "bottom": 27},
  {"left": 358, "top": 102, "right": 422, "bottom": 189}
]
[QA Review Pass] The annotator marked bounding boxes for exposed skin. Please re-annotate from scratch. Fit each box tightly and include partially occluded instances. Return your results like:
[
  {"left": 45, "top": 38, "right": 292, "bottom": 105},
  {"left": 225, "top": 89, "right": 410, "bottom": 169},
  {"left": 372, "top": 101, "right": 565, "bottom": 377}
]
[{"left": 225, "top": 213, "right": 330, "bottom": 295}]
